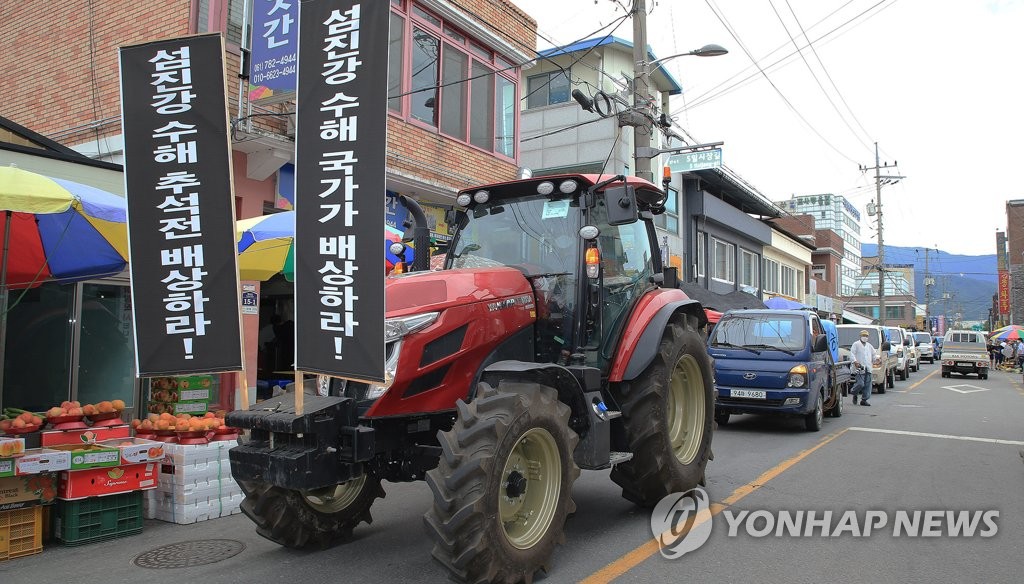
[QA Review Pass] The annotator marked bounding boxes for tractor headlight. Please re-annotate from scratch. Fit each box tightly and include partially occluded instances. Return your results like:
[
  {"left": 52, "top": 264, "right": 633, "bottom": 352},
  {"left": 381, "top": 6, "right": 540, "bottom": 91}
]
[
  {"left": 365, "top": 312, "right": 441, "bottom": 400},
  {"left": 385, "top": 312, "right": 440, "bottom": 343},
  {"left": 456, "top": 193, "right": 473, "bottom": 207}
]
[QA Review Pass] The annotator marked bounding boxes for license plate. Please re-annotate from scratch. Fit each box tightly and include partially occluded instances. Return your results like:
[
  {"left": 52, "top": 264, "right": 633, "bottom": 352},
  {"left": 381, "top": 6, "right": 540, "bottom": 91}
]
[
  {"left": 956, "top": 362, "right": 973, "bottom": 367},
  {"left": 730, "top": 389, "right": 766, "bottom": 399}
]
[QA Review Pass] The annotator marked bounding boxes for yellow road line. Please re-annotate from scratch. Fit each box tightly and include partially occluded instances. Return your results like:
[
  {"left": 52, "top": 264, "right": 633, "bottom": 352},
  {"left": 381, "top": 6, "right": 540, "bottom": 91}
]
[
  {"left": 579, "top": 428, "right": 849, "bottom": 584},
  {"left": 903, "top": 368, "right": 937, "bottom": 393}
]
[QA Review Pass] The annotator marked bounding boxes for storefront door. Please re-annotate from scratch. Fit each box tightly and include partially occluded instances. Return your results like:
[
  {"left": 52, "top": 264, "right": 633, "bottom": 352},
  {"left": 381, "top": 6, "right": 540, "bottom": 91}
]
[{"left": 0, "top": 280, "right": 136, "bottom": 413}]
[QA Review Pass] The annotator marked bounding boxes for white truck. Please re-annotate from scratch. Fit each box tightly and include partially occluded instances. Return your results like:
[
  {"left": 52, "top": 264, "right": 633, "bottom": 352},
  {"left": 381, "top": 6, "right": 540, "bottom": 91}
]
[{"left": 940, "top": 329, "right": 989, "bottom": 379}]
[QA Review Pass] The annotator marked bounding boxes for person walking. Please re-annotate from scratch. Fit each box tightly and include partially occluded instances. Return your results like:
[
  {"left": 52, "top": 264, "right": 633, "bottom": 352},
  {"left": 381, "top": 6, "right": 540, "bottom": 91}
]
[
  {"left": 850, "top": 330, "right": 877, "bottom": 406},
  {"left": 1002, "top": 341, "right": 1015, "bottom": 371}
]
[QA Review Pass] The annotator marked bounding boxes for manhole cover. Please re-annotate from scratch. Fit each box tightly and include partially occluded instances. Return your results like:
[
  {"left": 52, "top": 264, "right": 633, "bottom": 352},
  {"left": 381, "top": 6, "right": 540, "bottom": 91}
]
[{"left": 134, "top": 539, "right": 245, "bottom": 569}]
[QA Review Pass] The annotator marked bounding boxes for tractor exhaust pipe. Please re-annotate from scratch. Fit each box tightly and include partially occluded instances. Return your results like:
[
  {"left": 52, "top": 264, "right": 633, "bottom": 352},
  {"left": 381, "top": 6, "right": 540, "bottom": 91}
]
[{"left": 399, "top": 195, "right": 431, "bottom": 272}]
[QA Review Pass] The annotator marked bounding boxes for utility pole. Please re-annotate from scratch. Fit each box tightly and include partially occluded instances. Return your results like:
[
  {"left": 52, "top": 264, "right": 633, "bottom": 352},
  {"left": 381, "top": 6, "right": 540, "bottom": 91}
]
[
  {"left": 860, "top": 142, "right": 903, "bottom": 327},
  {"left": 923, "top": 247, "right": 934, "bottom": 332},
  {"left": 632, "top": 0, "right": 653, "bottom": 183}
]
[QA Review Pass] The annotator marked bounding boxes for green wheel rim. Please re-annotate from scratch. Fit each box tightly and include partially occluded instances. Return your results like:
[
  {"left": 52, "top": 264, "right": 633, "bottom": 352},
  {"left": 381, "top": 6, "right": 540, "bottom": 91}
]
[
  {"left": 667, "top": 354, "right": 705, "bottom": 465},
  {"left": 302, "top": 474, "right": 367, "bottom": 513},
  {"left": 498, "top": 427, "right": 561, "bottom": 549}
]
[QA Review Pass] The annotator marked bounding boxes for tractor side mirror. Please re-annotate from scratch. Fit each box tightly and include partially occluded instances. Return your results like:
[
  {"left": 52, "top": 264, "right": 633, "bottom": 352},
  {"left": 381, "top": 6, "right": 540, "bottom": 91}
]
[
  {"left": 604, "top": 185, "right": 638, "bottom": 226},
  {"left": 662, "top": 266, "right": 679, "bottom": 289}
]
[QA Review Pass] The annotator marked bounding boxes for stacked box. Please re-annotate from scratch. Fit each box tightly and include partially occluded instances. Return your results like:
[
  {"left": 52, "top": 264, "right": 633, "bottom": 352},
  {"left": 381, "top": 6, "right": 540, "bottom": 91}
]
[
  {"left": 0, "top": 506, "right": 44, "bottom": 561},
  {"left": 147, "top": 375, "right": 218, "bottom": 416},
  {"left": 143, "top": 440, "right": 242, "bottom": 524}
]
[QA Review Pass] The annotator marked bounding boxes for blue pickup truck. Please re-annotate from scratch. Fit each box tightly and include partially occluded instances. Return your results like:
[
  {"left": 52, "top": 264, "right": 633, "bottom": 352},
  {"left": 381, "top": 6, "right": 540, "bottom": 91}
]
[{"left": 708, "top": 309, "right": 849, "bottom": 431}]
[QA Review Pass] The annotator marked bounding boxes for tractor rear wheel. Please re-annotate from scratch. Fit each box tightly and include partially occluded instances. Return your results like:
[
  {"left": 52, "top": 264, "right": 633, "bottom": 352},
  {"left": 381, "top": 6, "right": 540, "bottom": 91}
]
[
  {"left": 424, "top": 381, "right": 579, "bottom": 584},
  {"left": 237, "top": 473, "right": 384, "bottom": 548},
  {"left": 610, "top": 314, "right": 714, "bottom": 507}
]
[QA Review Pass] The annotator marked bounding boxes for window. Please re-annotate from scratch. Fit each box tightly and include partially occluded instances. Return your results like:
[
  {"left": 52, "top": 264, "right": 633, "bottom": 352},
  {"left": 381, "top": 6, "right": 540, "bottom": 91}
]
[
  {"left": 388, "top": 12, "right": 405, "bottom": 112},
  {"left": 389, "top": 3, "right": 518, "bottom": 158},
  {"left": 763, "top": 258, "right": 779, "bottom": 293},
  {"left": 696, "top": 232, "right": 705, "bottom": 278},
  {"left": 526, "top": 70, "right": 571, "bottom": 108},
  {"left": 654, "top": 187, "right": 679, "bottom": 233},
  {"left": 711, "top": 238, "right": 734, "bottom": 283},
  {"left": 196, "top": 0, "right": 244, "bottom": 46},
  {"left": 781, "top": 265, "right": 796, "bottom": 296},
  {"left": 740, "top": 249, "right": 759, "bottom": 288}
]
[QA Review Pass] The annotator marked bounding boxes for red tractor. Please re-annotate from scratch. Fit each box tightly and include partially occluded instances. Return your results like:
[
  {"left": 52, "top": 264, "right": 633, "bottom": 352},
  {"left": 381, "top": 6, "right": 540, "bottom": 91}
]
[{"left": 227, "top": 174, "right": 714, "bottom": 583}]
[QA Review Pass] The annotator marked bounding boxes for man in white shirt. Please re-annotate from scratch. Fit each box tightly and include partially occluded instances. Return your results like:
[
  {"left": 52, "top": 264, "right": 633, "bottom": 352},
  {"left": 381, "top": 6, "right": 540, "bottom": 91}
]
[{"left": 850, "top": 330, "right": 877, "bottom": 406}]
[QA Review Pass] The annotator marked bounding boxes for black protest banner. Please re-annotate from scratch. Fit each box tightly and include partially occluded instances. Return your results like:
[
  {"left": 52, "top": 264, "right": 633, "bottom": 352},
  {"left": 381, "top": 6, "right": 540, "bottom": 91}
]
[
  {"left": 293, "top": 1, "right": 387, "bottom": 382},
  {"left": 120, "top": 34, "right": 243, "bottom": 376}
]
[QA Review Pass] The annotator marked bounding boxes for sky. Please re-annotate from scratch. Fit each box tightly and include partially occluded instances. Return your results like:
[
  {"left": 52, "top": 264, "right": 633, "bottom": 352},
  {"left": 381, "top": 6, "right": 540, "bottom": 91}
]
[{"left": 509, "top": 0, "right": 1024, "bottom": 256}]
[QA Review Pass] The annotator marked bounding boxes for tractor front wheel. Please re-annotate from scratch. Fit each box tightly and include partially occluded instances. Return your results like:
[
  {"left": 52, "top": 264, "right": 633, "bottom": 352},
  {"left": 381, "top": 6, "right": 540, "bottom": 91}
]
[
  {"left": 237, "top": 473, "right": 385, "bottom": 548},
  {"left": 424, "top": 381, "right": 579, "bottom": 584},
  {"left": 610, "top": 314, "right": 715, "bottom": 507}
]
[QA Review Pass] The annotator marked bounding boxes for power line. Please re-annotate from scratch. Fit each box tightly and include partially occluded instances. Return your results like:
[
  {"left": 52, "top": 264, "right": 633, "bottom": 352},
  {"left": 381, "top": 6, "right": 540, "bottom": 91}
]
[
  {"left": 768, "top": 0, "right": 874, "bottom": 154},
  {"left": 702, "top": 0, "right": 860, "bottom": 164}
]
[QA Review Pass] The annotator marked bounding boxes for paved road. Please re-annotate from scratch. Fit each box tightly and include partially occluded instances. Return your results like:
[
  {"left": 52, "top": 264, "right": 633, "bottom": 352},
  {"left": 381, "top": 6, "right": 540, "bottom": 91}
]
[{"left": 4, "top": 362, "right": 1023, "bottom": 583}]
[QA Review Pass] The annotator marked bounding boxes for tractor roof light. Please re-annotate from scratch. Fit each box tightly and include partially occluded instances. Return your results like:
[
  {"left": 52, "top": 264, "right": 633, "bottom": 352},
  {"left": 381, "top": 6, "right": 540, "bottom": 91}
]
[
  {"left": 456, "top": 193, "right": 473, "bottom": 207},
  {"left": 579, "top": 225, "right": 600, "bottom": 240},
  {"left": 558, "top": 179, "right": 578, "bottom": 194},
  {"left": 473, "top": 190, "right": 490, "bottom": 204},
  {"left": 537, "top": 181, "right": 555, "bottom": 196}
]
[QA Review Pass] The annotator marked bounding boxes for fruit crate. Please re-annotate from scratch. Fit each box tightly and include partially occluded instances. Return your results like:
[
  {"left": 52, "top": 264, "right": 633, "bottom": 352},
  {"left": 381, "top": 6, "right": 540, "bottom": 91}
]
[
  {"left": 0, "top": 506, "right": 43, "bottom": 561},
  {"left": 53, "top": 491, "right": 143, "bottom": 546}
]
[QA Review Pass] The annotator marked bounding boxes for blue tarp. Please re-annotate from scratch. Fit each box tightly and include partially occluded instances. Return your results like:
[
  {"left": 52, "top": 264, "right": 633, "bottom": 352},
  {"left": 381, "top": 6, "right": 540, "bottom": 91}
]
[
  {"left": 764, "top": 296, "right": 812, "bottom": 310},
  {"left": 821, "top": 319, "right": 839, "bottom": 362}
]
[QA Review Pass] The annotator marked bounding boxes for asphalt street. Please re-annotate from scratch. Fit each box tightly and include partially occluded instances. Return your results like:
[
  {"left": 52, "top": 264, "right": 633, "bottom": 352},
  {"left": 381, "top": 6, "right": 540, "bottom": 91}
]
[{"left": 3, "top": 360, "right": 1022, "bottom": 583}]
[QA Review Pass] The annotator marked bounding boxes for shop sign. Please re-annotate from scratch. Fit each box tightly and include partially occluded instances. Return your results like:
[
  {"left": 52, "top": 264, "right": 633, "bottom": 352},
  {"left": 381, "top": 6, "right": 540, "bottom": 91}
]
[
  {"left": 249, "top": 0, "right": 299, "bottom": 103},
  {"left": 293, "top": 1, "right": 388, "bottom": 382},
  {"left": 999, "top": 270, "right": 1010, "bottom": 315},
  {"left": 120, "top": 34, "right": 244, "bottom": 376}
]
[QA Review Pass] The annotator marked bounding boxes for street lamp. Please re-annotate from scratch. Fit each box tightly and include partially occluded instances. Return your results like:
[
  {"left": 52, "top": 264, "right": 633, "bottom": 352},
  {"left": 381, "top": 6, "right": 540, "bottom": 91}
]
[{"left": 648, "top": 44, "right": 729, "bottom": 67}]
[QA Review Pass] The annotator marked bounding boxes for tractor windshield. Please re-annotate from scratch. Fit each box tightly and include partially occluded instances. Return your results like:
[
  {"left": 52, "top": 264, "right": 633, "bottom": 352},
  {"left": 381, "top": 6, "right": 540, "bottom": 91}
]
[{"left": 447, "top": 195, "right": 581, "bottom": 277}]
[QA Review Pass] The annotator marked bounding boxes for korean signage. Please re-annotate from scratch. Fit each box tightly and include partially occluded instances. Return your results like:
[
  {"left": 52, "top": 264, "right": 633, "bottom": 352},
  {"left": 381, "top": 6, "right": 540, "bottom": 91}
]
[
  {"left": 666, "top": 148, "right": 722, "bottom": 173},
  {"left": 293, "top": 0, "right": 388, "bottom": 382},
  {"left": 249, "top": 0, "right": 298, "bottom": 103},
  {"left": 120, "top": 34, "right": 244, "bottom": 376},
  {"left": 999, "top": 270, "right": 1010, "bottom": 315}
]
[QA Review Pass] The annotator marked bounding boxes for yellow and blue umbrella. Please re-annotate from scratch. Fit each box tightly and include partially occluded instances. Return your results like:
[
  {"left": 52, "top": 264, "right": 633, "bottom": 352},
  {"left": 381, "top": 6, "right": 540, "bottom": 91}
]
[{"left": 0, "top": 166, "right": 128, "bottom": 289}]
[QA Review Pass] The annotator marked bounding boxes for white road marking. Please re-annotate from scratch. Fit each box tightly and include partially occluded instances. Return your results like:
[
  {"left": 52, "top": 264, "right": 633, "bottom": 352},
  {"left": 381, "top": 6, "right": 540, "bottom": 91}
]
[
  {"left": 848, "top": 426, "right": 1024, "bottom": 446},
  {"left": 893, "top": 404, "right": 923, "bottom": 407},
  {"left": 943, "top": 384, "right": 990, "bottom": 394}
]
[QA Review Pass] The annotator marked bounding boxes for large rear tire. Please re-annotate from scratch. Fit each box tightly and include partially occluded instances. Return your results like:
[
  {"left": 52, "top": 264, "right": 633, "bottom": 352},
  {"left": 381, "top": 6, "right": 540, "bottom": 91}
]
[
  {"left": 424, "top": 381, "right": 579, "bottom": 584},
  {"left": 237, "top": 473, "right": 385, "bottom": 548},
  {"left": 610, "top": 315, "right": 714, "bottom": 507}
]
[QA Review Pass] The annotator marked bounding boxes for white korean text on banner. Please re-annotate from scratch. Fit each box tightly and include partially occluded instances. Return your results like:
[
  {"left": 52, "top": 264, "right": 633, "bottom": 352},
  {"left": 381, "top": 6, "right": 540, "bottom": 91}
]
[
  {"left": 249, "top": 0, "right": 298, "bottom": 103},
  {"left": 293, "top": 0, "right": 387, "bottom": 383},
  {"left": 120, "top": 34, "right": 244, "bottom": 376}
]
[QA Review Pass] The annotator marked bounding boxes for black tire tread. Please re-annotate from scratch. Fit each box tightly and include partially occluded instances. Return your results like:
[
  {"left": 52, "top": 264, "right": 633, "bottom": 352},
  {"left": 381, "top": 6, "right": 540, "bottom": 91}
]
[
  {"left": 609, "top": 315, "right": 714, "bottom": 507},
  {"left": 237, "top": 474, "right": 385, "bottom": 549},
  {"left": 424, "top": 381, "right": 580, "bottom": 584}
]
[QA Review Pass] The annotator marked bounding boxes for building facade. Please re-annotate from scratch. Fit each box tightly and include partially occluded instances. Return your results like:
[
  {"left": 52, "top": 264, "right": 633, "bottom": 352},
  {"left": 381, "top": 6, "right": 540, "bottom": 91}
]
[
  {"left": 1007, "top": 200, "right": 1024, "bottom": 323},
  {"left": 775, "top": 194, "right": 863, "bottom": 297}
]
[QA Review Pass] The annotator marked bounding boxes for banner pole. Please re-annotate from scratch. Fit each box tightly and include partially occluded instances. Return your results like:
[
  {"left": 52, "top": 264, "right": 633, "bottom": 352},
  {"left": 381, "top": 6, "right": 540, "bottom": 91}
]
[
  {"left": 237, "top": 370, "right": 249, "bottom": 410},
  {"left": 294, "top": 369, "right": 304, "bottom": 416}
]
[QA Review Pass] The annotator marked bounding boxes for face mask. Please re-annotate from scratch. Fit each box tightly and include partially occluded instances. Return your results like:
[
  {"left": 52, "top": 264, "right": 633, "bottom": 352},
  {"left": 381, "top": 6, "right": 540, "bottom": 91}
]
[{"left": 861, "top": 337, "right": 868, "bottom": 343}]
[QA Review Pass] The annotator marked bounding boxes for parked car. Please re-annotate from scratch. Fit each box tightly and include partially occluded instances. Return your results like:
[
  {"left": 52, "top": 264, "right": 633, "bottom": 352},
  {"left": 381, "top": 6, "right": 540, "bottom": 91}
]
[
  {"left": 886, "top": 326, "right": 912, "bottom": 381},
  {"left": 902, "top": 329, "right": 920, "bottom": 372},
  {"left": 836, "top": 324, "right": 895, "bottom": 392},
  {"left": 709, "top": 309, "right": 846, "bottom": 431},
  {"left": 912, "top": 331, "right": 934, "bottom": 364}
]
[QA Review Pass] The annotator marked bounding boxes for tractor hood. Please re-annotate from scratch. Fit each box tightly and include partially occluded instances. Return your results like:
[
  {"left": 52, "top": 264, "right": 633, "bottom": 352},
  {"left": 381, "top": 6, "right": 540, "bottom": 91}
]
[{"left": 385, "top": 267, "right": 533, "bottom": 317}]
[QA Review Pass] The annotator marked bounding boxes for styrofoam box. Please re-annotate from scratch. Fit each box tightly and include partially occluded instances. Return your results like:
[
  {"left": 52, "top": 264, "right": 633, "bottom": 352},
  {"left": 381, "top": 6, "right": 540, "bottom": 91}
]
[
  {"left": 154, "top": 477, "right": 242, "bottom": 506},
  {"left": 162, "top": 440, "right": 236, "bottom": 467},
  {"left": 159, "top": 458, "right": 233, "bottom": 486},
  {"left": 146, "top": 494, "right": 243, "bottom": 525}
]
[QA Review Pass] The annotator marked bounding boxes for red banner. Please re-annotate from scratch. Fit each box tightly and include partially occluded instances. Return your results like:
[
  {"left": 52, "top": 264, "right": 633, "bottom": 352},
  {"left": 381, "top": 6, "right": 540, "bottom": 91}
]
[{"left": 999, "top": 270, "right": 1010, "bottom": 314}]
